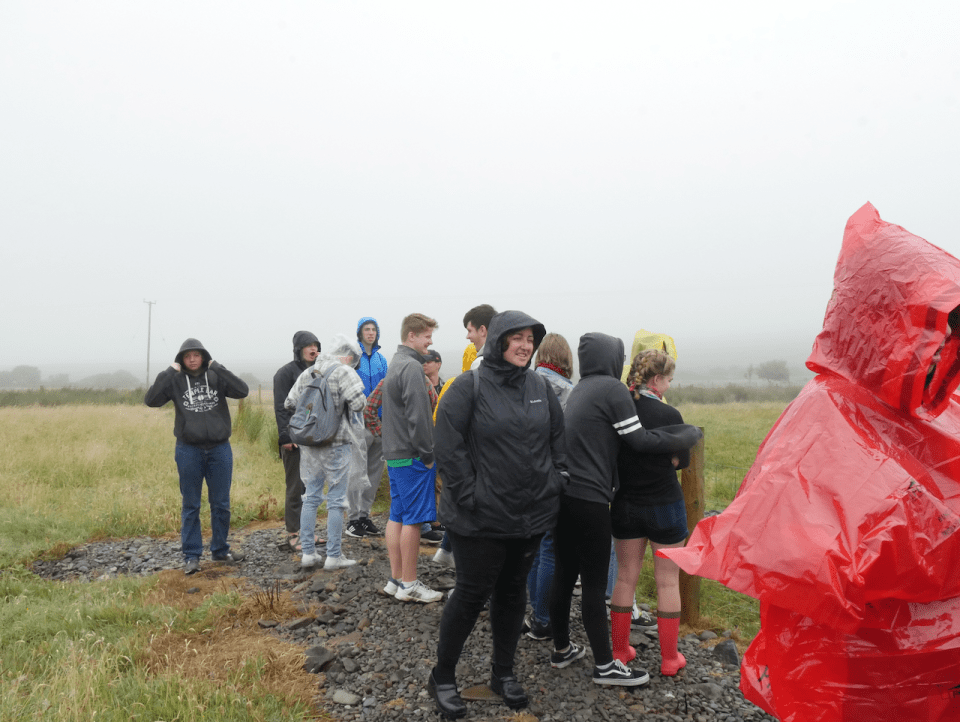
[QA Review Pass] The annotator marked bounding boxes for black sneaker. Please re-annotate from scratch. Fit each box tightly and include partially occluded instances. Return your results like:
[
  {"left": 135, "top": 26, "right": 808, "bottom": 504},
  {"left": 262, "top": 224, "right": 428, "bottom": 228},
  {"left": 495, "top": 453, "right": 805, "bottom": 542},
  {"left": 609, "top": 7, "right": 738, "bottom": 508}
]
[
  {"left": 593, "top": 659, "right": 650, "bottom": 686},
  {"left": 345, "top": 520, "right": 367, "bottom": 538},
  {"left": 525, "top": 620, "right": 553, "bottom": 641},
  {"left": 421, "top": 529, "right": 443, "bottom": 545},
  {"left": 212, "top": 550, "right": 245, "bottom": 563},
  {"left": 632, "top": 606, "right": 658, "bottom": 632},
  {"left": 361, "top": 517, "right": 383, "bottom": 536},
  {"left": 550, "top": 642, "right": 586, "bottom": 669}
]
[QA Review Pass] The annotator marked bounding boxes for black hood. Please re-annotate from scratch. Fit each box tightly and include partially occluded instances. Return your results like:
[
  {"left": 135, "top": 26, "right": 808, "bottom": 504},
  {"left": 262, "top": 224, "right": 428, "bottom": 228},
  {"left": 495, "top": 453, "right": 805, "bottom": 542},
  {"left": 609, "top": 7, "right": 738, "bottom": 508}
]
[
  {"left": 292, "top": 330, "right": 320, "bottom": 362},
  {"left": 175, "top": 338, "right": 211, "bottom": 370},
  {"left": 578, "top": 333, "right": 625, "bottom": 379},
  {"left": 482, "top": 310, "right": 547, "bottom": 378}
]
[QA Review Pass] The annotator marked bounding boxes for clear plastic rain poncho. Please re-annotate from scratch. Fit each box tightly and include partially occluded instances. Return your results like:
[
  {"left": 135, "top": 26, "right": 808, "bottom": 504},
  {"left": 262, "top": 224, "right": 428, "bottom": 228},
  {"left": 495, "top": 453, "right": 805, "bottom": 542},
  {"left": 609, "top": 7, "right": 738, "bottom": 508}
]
[
  {"left": 663, "top": 203, "right": 960, "bottom": 721},
  {"left": 298, "top": 334, "right": 369, "bottom": 497}
]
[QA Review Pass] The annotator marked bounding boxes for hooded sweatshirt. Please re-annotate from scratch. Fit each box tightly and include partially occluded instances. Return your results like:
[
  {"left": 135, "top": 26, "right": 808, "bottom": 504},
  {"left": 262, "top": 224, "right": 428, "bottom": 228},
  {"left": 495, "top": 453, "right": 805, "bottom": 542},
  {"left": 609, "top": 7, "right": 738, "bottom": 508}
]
[
  {"left": 273, "top": 330, "right": 320, "bottom": 449},
  {"left": 356, "top": 317, "right": 389, "bottom": 397},
  {"left": 663, "top": 203, "right": 960, "bottom": 721},
  {"left": 562, "top": 333, "right": 702, "bottom": 504},
  {"left": 283, "top": 336, "right": 367, "bottom": 447},
  {"left": 435, "top": 310, "right": 567, "bottom": 538},
  {"left": 144, "top": 338, "right": 249, "bottom": 448}
]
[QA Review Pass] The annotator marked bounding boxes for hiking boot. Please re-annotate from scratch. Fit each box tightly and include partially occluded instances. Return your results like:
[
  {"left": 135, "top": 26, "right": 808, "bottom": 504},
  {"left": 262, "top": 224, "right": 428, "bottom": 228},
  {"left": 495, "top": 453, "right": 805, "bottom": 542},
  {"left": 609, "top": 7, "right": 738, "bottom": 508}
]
[
  {"left": 550, "top": 642, "right": 586, "bottom": 669},
  {"left": 421, "top": 529, "right": 443, "bottom": 545},
  {"left": 184, "top": 559, "right": 200, "bottom": 575},
  {"left": 323, "top": 555, "right": 358, "bottom": 570},
  {"left": 212, "top": 550, "right": 245, "bottom": 563},
  {"left": 345, "top": 520, "right": 367, "bottom": 538},
  {"left": 395, "top": 580, "right": 443, "bottom": 603},
  {"left": 432, "top": 548, "right": 456, "bottom": 568},
  {"left": 593, "top": 659, "right": 651, "bottom": 687},
  {"left": 525, "top": 620, "right": 553, "bottom": 641},
  {"left": 361, "top": 517, "right": 383, "bottom": 536}
]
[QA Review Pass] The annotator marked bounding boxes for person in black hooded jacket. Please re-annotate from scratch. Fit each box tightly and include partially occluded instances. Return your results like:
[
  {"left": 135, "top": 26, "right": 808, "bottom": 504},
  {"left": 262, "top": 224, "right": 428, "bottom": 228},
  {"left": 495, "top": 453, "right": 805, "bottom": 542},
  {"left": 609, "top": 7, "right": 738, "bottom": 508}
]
[
  {"left": 145, "top": 338, "right": 249, "bottom": 575},
  {"left": 273, "top": 331, "right": 320, "bottom": 551},
  {"left": 428, "top": 310, "right": 567, "bottom": 718},
  {"left": 547, "top": 332, "right": 702, "bottom": 687}
]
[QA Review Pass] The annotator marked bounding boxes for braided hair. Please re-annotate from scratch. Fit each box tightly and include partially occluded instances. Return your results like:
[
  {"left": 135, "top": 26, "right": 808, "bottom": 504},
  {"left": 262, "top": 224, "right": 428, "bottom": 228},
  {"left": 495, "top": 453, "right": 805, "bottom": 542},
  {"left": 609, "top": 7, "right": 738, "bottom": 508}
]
[{"left": 626, "top": 349, "right": 676, "bottom": 400}]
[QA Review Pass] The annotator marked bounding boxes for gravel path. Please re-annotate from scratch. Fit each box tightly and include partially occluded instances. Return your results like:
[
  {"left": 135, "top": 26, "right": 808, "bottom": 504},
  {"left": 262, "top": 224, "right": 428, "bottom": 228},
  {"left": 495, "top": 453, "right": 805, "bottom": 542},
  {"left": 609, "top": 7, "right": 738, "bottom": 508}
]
[{"left": 32, "top": 517, "right": 776, "bottom": 722}]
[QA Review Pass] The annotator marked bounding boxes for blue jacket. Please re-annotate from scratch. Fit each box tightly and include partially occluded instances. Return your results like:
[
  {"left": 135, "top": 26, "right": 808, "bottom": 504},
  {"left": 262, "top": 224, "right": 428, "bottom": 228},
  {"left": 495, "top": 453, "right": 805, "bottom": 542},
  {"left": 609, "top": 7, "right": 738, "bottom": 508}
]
[{"left": 356, "top": 317, "right": 389, "bottom": 397}]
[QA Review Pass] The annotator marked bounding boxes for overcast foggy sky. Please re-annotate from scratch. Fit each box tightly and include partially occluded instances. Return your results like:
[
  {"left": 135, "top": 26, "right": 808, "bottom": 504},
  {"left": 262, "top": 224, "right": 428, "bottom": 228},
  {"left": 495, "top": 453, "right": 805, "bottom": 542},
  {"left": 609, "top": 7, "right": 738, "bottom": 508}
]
[{"left": 2, "top": 1, "right": 959, "bottom": 378}]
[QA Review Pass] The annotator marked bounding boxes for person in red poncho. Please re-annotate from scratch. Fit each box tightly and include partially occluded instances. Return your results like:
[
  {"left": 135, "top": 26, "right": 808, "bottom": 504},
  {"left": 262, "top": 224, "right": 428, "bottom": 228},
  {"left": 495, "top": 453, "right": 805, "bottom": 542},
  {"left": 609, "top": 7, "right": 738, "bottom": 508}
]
[{"left": 663, "top": 203, "right": 960, "bottom": 722}]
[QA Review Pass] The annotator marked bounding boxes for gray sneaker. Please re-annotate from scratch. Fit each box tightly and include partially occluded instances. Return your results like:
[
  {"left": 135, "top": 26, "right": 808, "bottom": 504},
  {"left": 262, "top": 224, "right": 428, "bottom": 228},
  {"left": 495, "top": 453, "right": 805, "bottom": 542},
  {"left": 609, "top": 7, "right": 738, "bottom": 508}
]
[{"left": 184, "top": 559, "right": 200, "bottom": 575}]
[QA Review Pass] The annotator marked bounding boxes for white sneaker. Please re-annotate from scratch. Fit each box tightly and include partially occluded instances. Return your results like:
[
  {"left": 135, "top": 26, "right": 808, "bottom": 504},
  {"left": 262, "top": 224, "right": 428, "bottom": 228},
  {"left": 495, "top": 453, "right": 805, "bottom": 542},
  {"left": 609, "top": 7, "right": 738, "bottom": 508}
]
[
  {"left": 383, "top": 578, "right": 400, "bottom": 596},
  {"left": 323, "top": 555, "right": 357, "bottom": 570},
  {"left": 301, "top": 553, "right": 321, "bottom": 568},
  {"left": 395, "top": 579, "right": 443, "bottom": 603},
  {"left": 432, "top": 548, "right": 456, "bottom": 568}
]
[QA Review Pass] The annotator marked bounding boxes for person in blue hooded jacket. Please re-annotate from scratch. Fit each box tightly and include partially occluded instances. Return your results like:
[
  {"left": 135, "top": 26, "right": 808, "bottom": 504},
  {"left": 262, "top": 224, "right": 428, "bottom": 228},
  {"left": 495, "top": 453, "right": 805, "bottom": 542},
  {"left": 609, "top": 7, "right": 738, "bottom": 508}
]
[{"left": 346, "top": 316, "right": 389, "bottom": 538}]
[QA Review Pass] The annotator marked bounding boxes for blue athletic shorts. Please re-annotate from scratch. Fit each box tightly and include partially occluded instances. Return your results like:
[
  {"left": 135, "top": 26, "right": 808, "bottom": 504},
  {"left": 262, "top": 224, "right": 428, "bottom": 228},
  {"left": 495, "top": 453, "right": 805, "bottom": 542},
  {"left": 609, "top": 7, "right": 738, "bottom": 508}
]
[
  {"left": 388, "top": 459, "right": 437, "bottom": 526},
  {"left": 610, "top": 497, "right": 688, "bottom": 545}
]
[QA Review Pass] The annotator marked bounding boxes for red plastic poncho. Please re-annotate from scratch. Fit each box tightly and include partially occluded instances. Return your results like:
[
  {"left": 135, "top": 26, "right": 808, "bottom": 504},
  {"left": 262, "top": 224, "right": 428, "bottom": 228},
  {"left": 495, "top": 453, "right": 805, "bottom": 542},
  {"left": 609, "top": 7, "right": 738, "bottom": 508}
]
[{"left": 664, "top": 203, "right": 960, "bottom": 721}]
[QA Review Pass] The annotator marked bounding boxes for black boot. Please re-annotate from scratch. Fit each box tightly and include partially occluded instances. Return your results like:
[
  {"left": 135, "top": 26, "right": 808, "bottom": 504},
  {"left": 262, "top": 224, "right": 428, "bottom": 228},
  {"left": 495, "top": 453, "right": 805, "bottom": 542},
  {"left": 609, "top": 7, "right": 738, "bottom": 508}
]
[
  {"left": 428, "top": 668, "right": 466, "bottom": 719},
  {"left": 490, "top": 667, "right": 528, "bottom": 710}
]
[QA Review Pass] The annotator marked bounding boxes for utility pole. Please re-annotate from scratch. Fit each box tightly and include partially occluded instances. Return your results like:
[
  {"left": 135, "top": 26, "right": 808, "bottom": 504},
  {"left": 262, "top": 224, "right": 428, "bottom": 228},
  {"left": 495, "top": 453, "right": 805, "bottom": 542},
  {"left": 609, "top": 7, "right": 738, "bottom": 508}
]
[{"left": 144, "top": 300, "right": 156, "bottom": 388}]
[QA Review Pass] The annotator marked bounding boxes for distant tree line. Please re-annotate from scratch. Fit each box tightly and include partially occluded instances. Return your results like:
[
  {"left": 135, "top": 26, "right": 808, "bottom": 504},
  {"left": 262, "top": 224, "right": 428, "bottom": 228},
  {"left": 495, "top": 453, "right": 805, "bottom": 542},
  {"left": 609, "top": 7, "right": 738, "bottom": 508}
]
[
  {"left": 744, "top": 360, "right": 790, "bottom": 384},
  {"left": 0, "top": 365, "right": 141, "bottom": 390}
]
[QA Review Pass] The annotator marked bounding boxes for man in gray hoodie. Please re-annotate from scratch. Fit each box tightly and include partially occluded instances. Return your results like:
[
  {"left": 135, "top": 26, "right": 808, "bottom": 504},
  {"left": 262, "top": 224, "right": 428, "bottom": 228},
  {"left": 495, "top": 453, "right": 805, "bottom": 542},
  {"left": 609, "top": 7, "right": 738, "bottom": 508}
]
[{"left": 381, "top": 313, "right": 443, "bottom": 603}]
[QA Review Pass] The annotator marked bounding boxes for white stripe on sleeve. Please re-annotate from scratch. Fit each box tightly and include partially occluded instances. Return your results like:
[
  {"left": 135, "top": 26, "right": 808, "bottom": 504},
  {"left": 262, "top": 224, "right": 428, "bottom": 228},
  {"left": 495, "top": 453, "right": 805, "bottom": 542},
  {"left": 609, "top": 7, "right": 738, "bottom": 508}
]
[{"left": 613, "top": 415, "right": 643, "bottom": 435}]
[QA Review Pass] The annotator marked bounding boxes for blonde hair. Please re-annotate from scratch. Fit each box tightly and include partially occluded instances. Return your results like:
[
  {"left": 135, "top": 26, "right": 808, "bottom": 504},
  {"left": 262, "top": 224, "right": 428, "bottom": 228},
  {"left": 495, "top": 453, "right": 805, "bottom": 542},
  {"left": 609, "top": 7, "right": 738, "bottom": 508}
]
[
  {"left": 535, "top": 333, "right": 573, "bottom": 377},
  {"left": 626, "top": 349, "right": 675, "bottom": 399},
  {"left": 400, "top": 313, "right": 438, "bottom": 341}
]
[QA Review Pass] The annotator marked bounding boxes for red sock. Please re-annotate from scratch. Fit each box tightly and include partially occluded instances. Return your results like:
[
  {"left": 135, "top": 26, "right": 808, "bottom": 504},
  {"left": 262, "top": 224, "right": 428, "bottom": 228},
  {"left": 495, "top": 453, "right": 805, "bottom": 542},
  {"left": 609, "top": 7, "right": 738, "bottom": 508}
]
[
  {"left": 610, "top": 608, "right": 636, "bottom": 664},
  {"left": 658, "top": 613, "right": 686, "bottom": 676}
]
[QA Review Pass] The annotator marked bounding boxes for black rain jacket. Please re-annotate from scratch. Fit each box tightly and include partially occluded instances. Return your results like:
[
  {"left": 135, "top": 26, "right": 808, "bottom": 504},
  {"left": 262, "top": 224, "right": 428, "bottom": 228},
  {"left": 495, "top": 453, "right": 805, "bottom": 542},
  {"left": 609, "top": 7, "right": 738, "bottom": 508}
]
[
  {"left": 273, "top": 331, "right": 321, "bottom": 451},
  {"left": 435, "top": 310, "right": 567, "bottom": 538}
]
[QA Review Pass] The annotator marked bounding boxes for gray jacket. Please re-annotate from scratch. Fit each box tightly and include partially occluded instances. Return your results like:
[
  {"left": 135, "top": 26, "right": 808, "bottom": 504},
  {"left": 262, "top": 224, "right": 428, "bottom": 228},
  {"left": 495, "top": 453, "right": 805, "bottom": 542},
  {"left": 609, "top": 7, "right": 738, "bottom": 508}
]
[{"left": 381, "top": 345, "right": 435, "bottom": 466}]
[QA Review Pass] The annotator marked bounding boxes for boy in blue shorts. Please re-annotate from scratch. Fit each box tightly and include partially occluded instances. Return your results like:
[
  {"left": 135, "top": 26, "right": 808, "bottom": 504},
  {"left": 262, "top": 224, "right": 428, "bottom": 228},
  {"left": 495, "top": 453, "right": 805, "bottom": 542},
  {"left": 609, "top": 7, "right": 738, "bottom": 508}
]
[{"left": 381, "top": 313, "right": 442, "bottom": 603}]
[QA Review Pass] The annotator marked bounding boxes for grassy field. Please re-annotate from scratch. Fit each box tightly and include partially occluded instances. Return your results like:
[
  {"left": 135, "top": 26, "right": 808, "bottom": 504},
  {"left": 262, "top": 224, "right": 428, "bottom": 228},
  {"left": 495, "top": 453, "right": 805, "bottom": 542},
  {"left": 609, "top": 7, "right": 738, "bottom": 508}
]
[{"left": 0, "top": 394, "right": 788, "bottom": 719}]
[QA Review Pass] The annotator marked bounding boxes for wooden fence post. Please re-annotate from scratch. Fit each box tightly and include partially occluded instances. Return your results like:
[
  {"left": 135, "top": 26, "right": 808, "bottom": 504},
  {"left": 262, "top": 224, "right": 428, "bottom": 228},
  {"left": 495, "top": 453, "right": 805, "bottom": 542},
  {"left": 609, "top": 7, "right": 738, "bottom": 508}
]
[{"left": 679, "top": 427, "right": 705, "bottom": 627}]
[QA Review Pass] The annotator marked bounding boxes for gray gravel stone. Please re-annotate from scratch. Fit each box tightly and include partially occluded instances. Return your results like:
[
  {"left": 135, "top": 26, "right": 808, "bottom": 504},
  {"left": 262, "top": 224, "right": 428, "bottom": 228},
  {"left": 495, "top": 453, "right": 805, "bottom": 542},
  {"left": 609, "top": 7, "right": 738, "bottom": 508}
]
[{"left": 31, "top": 517, "right": 777, "bottom": 722}]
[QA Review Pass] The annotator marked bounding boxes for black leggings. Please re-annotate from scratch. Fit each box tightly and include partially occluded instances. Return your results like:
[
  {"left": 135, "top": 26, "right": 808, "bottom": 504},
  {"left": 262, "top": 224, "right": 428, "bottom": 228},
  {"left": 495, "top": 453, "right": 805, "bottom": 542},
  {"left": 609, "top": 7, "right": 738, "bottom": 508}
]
[
  {"left": 549, "top": 495, "right": 613, "bottom": 666},
  {"left": 434, "top": 531, "right": 542, "bottom": 684}
]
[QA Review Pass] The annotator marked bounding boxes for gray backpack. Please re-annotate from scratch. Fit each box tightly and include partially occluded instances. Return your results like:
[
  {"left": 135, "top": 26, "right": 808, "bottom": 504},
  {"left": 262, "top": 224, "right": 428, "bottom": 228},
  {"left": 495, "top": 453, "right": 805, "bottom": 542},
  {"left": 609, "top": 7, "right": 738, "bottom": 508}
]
[{"left": 288, "top": 367, "right": 342, "bottom": 446}]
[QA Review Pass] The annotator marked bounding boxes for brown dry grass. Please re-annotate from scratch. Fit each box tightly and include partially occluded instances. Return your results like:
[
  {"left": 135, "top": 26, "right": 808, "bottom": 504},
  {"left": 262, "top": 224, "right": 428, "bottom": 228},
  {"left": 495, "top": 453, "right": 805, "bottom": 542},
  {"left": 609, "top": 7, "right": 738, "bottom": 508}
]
[{"left": 140, "top": 567, "right": 326, "bottom": 716}]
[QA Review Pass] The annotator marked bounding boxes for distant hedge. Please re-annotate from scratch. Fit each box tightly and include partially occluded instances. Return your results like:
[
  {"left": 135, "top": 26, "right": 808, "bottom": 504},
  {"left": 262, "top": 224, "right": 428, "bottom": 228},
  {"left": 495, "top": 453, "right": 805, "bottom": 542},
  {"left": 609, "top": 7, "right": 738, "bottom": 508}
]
[
  {"left": 0, "top": 388, "right": 146, "bottom": 407},
  {"left": 669, "top": 383, "right": 804, "bottom": 405}
]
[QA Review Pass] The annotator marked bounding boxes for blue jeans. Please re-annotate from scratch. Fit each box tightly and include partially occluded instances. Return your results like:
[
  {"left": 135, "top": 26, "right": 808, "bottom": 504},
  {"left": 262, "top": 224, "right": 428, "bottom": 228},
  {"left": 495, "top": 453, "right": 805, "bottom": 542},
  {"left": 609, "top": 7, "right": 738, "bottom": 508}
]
[
  {"left": 175, "top": 440, "right": 233, "bottom": 561},
  {"left": 299, "top": 444, "right": 351, "bottom": 558},
  {"left": 526, "top": 531, "right": 555, "bottom": 627}
]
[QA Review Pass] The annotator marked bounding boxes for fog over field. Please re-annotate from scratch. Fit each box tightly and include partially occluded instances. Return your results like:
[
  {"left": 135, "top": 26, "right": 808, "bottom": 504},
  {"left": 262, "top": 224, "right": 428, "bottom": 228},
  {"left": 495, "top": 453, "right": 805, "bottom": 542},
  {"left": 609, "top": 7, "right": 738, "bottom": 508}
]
[{"left": 2, "top": 2, "right": 958, "bottom": 384}]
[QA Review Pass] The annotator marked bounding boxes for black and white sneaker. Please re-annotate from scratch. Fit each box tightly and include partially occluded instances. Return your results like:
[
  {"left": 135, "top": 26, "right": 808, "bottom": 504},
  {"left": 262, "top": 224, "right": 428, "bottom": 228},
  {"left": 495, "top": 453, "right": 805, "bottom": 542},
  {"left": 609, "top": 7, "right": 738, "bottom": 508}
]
[
  {"left": 525, "top": 620, "right": 553, "bottom": 641},
  {"left": 631, "top": 605, "right": 658, "bottom": 633},
  {"left": 550, "top": 642, "right": 586, "bottom": 669},
  {"left": 361, "top": 517, "right": 383, "bottom": 536},
  {"left": 421, "top": 529, "right": 443, "bottom": 545},
  {"left": 593, "top": 659, "right": 651, "bottom": 686},
  {"left": 345, "top": 520, "right": 367, "bottom": 538}
]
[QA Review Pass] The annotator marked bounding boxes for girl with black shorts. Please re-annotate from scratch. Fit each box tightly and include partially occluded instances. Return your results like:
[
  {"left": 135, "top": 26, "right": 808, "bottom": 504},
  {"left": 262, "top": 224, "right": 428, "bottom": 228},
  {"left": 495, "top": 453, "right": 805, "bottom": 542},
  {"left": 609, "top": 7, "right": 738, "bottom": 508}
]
[{"left": 610, "top": 349, "right": 690, "bottom": 676}]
